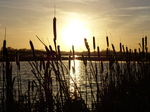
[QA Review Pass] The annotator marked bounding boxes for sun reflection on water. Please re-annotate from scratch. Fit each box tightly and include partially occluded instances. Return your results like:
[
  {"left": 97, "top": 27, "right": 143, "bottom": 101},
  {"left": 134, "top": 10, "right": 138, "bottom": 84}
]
[{"left": 69, "top": 59, "right": 81, "bottom": 97}]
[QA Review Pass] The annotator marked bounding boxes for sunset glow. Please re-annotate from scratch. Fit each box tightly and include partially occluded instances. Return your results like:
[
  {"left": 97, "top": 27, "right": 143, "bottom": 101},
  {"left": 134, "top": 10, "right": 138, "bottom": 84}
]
[
  {"left": 0, "top": 0, "right": 150, "bottom": 51},
  {"left": 61, "top": 18, "right": 91, "bottom": 50}
]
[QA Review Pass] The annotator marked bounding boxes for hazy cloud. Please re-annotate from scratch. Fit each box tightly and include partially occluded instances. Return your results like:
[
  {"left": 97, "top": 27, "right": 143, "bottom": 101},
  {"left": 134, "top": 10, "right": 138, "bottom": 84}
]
[{"left": 124, "top": 6, "right": 150, "bottom": 10}]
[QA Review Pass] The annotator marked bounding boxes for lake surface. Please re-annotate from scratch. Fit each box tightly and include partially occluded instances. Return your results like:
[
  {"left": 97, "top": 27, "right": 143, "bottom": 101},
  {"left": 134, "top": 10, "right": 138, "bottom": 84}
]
[
  {"left": 1, "top": 60, "right": 128, "bottom": 108},
  {"left": 8, "top": 60, "right": 109, "bottom": 106}
]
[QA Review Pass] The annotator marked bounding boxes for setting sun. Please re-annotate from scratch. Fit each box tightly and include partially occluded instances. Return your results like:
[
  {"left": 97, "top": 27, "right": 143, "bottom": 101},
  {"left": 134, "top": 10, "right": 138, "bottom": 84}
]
[{"left": 61, "top": 18, "right": 91, "bottom": 51}]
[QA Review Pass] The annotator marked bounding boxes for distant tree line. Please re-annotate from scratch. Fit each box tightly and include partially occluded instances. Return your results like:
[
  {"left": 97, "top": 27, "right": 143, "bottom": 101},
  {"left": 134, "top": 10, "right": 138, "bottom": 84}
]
[{"left": 1, "top": 47, "right": 148, "bottom": 61}]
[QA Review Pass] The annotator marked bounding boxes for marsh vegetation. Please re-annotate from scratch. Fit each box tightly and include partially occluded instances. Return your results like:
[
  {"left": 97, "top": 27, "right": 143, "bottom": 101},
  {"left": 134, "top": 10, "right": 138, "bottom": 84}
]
[{"left": 0, "top": 17, "right": 150, "bottom": 112}]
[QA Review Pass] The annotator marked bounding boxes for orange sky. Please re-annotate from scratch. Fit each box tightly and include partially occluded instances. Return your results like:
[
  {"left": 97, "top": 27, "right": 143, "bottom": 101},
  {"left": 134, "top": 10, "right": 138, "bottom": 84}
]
[{"left": 0, "top": 0, "right": 150, "bottom": 51}]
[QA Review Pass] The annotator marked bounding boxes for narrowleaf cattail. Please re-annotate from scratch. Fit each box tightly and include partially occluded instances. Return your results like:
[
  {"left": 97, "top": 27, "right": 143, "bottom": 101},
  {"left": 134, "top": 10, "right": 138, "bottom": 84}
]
[
  {"left": 84, "top": 38, "right": 90, "bottom": 51},
  {"left": 93, "top": 36, "right": 96, "bottom": 50},
  {"left": 3, "top": 40, "right": 7, "bottom": 59},
  {"left": 112, "top": 44, "right": 116, "bottom": 56},
  {"left": 120, "top": 43, "right": 122, "bottom": 52},
  {"left": 72, "top": 45, "right": 75, "bottom": 59},
  {"left": 106, "top": 36, "right": 109, "bottom": 47},
  {"left": 3, "top": 28, "right": 7, "bottom": 59},
  {"left": 145, "top": 36, "right": 147, "bottom": 51},
  {"left": 106, "top": 48, "right": 109, "bottom": 58},
  {"left": 82, "top": 54, "right": 87, "bottom": 66},
  {"left": 53, "top": 38, "right": 57, "bottom": 52},
  {"left": 53, "top": 17, "right": 57, "bottom": 41},
  {"left": 69, "top": 50, "right": 71, "bottom": 71},
  {"left": 129, "top": 49, "right": 132, "bottom": 53},
  {"left": 49, "top": 45, "right": 53, "bottom": 52},
  {"left": 126, "top": 46, "right": 128, "bottom": 54},
  {"left": 97, "top": 46, "right": 100, "bottom": 59},
  {"left": 145, "top": 36, "right": 147, "bottom": 47},
  {"left": 142, "top": 37, "right": 144, "bottom": 52},
  {"left": 122, "top": 45, "right": 125, "bottom": 53},
  {"left": 53, "top": 17, "right": 57, "bottom": 51},
  {"left": 134, "top": 49, "right": 137, "bottom": 56},
  {"left": 29, "top": 40, "right": 36, "bottom": 62},
  {"left": 57, "top": 45, "right": 61, "bottom": 61},
  {"left": 15, "top": 51, "right": 20, "bottom": 70},
  {"left": 3, "top": 40, "right": 6, "bottom": 49}
]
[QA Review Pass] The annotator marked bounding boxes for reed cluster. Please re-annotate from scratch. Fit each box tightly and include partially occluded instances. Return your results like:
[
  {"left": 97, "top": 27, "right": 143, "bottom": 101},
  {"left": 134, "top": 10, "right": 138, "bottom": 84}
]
[{"left": 0, "top": 17, "right": 150, "bottom": 112}]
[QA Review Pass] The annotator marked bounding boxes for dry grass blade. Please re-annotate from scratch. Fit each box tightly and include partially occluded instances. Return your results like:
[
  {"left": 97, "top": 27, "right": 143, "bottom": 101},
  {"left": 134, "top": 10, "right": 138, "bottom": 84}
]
[{"left": 36, "top": 35, "right": 46, "bottom": 46}]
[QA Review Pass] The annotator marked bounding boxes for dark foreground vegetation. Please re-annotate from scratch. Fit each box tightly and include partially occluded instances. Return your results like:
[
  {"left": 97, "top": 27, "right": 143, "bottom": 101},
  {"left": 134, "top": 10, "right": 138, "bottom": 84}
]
[{"left": 0, "top": 17, "right": 150, "bottom": 112}]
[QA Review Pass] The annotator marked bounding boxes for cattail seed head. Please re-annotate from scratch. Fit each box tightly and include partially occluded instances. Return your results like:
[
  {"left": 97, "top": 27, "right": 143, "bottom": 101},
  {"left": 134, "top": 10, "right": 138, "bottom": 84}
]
[
  {"left": 53, "top": 17, "right": 57, "bottom": 40},
  {"left": 15, "top": 51, "right": 20, "bottom": 70},
  {"left": 84, "top": 38, "right": 90, "bottom": 51},
  {"left": 120, "top": 43, "right": 122, "bottom": 52},
  {"left": 29, "top": 40, "right": 36, "bottom": 62},
  {"left": 142, "top": 38, "right": 144, "bottom": 51},
  {"left": 106, "top": 36, "right": 109, "bottom": 47},
  {"left": 97, "top": 46, "right": 100, "bottom": 59},
  {"left": 93, "top": 36, "right": 96, "bottom": 50}
]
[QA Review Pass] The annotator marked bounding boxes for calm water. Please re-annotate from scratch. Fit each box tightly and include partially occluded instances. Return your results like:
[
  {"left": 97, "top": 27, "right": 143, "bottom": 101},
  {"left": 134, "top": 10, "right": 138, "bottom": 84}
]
[{"left": 0, "top": 60, "right": 116, "bottom": 107}]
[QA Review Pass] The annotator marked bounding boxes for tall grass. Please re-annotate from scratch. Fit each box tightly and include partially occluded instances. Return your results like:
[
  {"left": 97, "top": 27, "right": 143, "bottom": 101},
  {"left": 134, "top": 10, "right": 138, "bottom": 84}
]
[{"left": 0, "top": 17, "right": 150, "bottom": 112}]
